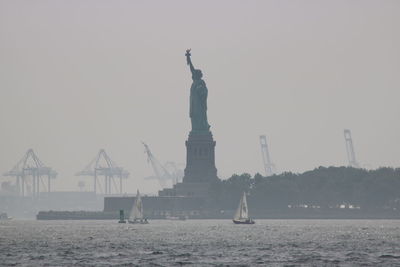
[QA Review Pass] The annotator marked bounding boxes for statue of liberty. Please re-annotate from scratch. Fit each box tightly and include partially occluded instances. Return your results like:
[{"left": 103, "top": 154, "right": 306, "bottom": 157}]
[{"left": 185, "top": 49, "right": 210, "bottom": 133}]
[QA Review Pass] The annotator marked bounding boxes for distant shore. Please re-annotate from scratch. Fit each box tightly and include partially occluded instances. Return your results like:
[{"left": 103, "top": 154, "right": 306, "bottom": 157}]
[{"left": 36, "top": 209, "right": 400, "bottom": 220}]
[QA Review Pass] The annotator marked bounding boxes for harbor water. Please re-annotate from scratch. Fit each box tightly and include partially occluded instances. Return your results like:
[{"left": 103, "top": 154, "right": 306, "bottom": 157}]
[{"left": 1, "top": 219, "right": 399, "bottom": 266}]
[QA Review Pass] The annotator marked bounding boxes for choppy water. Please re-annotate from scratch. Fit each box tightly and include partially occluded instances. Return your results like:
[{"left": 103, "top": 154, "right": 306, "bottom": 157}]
[{"left": 1, "top": 220, "right": 400, "bottom": 266}]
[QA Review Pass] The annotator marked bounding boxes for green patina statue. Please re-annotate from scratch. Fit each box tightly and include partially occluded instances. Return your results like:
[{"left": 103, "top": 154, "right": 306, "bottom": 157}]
[{"left": 185, "top": 49, "right": 210, "bottom": 133}]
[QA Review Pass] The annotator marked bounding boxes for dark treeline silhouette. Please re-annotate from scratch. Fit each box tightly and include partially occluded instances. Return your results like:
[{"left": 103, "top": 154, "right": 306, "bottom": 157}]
[{"left": 211, "top": 167, "right": 400, "bottom": 212}]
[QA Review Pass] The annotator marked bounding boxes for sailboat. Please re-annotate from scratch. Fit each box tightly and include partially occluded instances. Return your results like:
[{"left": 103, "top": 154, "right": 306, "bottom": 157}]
[
  {"left": 233, "top": 192, "right": 255, "bottom": 224},
  {"left": 128, "top": 190, "right": 149, "bottom": 224},
  {"left": 0, "top": 213, "right": 12, "bottom": 221}
]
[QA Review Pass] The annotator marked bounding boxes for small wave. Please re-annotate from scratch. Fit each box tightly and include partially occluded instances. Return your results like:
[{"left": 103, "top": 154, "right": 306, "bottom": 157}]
[
  {"left": 29, "top": 255, "right": 45, "bottom": 260},
  {"left": 379, "top": 254, "right": 400, "bottom": 259},
  {"left": 257, "top": 247, "right": 270, "bottom": 251},
  {"left": 175, "top": 253, "right": 191, "bottom": 257},
  {"left": 176, "top": 261, "right": 193, "bottom": 265}
]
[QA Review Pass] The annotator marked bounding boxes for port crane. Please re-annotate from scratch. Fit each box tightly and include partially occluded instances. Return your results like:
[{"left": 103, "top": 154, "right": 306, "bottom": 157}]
[
  {"left": 259, "top": 135, "right": 276, "bottom": 176},
  {"left": 344, "top": 129, "right": 360, "bottom": 168},
  {"left": 75, "top": 149, "right": 129, "bottom": 195},
  {"left": 3, "top": 149, "right": 57, "bottom": 197},
  {"left": 142, "top": 142, "right": 183, "bottom": 188}
]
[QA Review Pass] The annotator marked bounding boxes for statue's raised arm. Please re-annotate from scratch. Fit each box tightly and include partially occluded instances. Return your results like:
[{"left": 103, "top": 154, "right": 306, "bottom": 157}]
[
  {"left": 185, "top": 49, "right": 203, "bottom": 82},
  {"left": 185, "top": 49, "right": 196, "bottom": 74}
]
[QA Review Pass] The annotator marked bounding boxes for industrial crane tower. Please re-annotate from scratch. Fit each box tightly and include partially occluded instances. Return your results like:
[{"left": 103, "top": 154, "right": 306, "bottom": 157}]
[
  {"left": 142, "top": 142, "right": 184, "bottom": 189},
  {"left": 344, "top": 129, "right": 360, "bottom": 168},
  {"left": 75, "top": 149, "right": 129, "bottom": 195},
  {"left": 259, "top": 135, "right": 276, "bottom": 176},
  {"left": 3, "top": 149, "right": 57, "bottom": 197}
]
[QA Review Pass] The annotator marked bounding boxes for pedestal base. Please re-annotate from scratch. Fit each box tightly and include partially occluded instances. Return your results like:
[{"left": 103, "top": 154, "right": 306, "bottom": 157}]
[
  {"left": 158, "top": 131, "right": 219, "bottom": 198},
  {"left": 183, "top": 131, "right": 218, "bottom": 183}
]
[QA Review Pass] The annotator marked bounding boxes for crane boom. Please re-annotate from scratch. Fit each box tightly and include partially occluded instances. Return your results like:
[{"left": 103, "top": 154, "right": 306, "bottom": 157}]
[
  {"left": 142, "top": 142, "right": 176, "bottom": 188},
  {"left": 259, "top": 135, "right": 276, "bottom": 176},
  {"left": 344, "top": 129, "right": 360, "bottom": 168}
]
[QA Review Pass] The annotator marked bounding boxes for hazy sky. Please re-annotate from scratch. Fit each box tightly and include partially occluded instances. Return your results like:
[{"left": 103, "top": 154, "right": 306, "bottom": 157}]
[{"left": 1, "top": 0, "right": 399, "bottom": 194}]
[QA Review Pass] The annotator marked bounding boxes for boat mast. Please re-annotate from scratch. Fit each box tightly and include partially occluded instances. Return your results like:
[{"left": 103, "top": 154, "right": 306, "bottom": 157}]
[{"left": 240, "top": 193, "right": 245, "bottom": 219}]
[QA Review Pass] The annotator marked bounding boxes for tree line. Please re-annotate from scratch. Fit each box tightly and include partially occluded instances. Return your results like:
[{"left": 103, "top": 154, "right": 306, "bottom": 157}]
[{"left": 210, "top": 166, "right": 400, "bottom": 211}]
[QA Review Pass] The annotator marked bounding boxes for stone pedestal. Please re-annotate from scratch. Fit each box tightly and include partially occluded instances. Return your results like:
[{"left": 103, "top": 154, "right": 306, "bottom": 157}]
[
  {"left": 158, "top": 131, "right": 219, "bottom": 198},
  {"left": 183, "top": 131, "right": 218, "bottom": 183}
]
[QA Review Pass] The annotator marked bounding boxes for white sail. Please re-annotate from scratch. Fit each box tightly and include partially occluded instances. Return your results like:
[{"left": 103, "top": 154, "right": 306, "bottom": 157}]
[
  {"left": 129, "top": 190, "right": 143, "bottom": 221},
  {"left": 241, "top": 192, "right": 249, "bottom": 219},
  {"left": 234, "top": 192, "right": 249, "bottom": 220},
  {"left": 233, "top": 200, "right": 242, "bottom": 220}
]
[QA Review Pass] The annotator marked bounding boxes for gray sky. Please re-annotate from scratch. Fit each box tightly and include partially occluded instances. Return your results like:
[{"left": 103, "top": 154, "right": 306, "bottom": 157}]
[{"left": 1, "top": 0, "right": 399, "bottom": 194}]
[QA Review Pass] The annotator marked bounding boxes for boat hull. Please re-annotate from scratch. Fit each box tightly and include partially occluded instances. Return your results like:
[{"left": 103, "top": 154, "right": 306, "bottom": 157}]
[
  {"left": 165, "top": 216, "right": 187, "bottom": 221},
  {"left": 128, "top": 220, "right": 149, "bottom": 224},
  {"left": 233, "top": 219, "right": 255, "bottom": 224}
]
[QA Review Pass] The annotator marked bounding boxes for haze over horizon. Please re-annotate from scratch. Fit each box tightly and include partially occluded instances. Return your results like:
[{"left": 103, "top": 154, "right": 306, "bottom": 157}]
[{"left": 1, "top": 0, "right": 399, "bottom": 194}]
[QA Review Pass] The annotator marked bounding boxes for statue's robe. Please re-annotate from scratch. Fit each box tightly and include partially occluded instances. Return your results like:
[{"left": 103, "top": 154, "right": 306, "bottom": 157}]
[{"left": 190, "top": 79, "right": 210, "bottom": 132}]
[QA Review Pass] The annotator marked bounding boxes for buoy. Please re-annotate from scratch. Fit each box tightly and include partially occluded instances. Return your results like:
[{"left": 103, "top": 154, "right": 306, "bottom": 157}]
[{"left": 118, "top": 209, "right": 126, "bottom": 223}]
